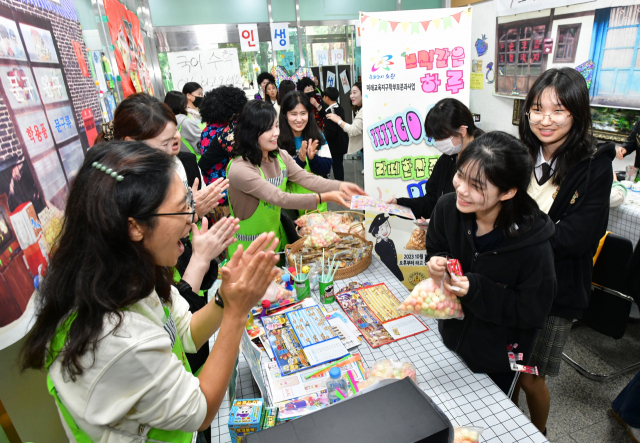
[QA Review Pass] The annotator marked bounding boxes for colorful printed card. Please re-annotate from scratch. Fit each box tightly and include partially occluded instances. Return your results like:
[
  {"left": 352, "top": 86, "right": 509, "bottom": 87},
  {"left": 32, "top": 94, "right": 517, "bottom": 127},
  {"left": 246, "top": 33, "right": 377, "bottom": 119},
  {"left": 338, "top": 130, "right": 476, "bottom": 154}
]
[
  {"left": 262, "top": 305, "right": 349, "bottom": 376},
  {"left": 350, "top": 195, "right": 416, "bottom": 219},
  {"left": 335, "top": 282, "right": 428, "bottom": 348}
]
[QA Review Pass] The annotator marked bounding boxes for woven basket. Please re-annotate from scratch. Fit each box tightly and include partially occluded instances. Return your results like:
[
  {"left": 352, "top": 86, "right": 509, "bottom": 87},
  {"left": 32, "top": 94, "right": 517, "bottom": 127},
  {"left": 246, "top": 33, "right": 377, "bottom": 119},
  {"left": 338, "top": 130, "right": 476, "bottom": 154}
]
[
  {"left": 296, "top": 210, "right": 367, "bottom": 239},
  {"left": 284, "top": 232, "right": 372, "bottom": 281}
]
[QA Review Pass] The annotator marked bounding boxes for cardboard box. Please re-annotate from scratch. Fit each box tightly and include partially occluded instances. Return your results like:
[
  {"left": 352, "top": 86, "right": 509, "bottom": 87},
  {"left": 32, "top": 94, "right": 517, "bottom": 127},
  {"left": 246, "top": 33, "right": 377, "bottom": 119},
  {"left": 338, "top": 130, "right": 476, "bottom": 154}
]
[
  {"left": 246, "top": 378, "right": 452, "bottom": 443},
  {"left": 228, "top": 398, "right": 264, "bottom": 443}
]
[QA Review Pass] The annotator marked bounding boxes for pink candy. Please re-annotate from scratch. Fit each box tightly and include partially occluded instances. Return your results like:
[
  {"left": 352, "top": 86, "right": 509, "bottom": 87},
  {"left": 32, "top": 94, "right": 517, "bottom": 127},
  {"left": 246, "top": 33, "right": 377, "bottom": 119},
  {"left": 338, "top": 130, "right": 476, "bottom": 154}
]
[{"left": 397, "top": 277, "right": 464, "bottom": 320}]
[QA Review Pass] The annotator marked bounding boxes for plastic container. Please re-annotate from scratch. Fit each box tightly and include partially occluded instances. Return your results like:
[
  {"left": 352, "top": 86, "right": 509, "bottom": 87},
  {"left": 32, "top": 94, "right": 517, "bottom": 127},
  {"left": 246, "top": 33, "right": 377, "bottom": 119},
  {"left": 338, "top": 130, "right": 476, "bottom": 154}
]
[{"left": 326, "top": 367, "right": 348, "bottom": 404}]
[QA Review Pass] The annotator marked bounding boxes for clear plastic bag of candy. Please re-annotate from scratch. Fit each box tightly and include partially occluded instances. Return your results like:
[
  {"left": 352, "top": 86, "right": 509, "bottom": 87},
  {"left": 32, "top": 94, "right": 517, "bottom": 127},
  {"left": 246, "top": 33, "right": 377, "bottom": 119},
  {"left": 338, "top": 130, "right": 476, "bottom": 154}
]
[
  {"left": 304, "top": 226, "right": 341, "bottom": 248},
  {"left": 295, "top": 213, "right": 326, "bottom": 227},
  {"left": 453, "top": 426, "right": 483, "bottom": 443},
  {"left": 360, "top": 360, "right": 417, "bottom": 388},
  {"left": 397, "top": 277, "right": 464, "bottom": 319},
  {"left": 261, "top": 281, "right": 293, "bottom": 303}
]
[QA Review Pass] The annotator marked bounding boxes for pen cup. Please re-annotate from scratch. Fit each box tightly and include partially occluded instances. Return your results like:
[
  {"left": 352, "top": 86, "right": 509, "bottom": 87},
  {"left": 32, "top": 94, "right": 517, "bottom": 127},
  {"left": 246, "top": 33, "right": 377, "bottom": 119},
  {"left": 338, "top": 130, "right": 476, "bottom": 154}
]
[
  {"left": 294, "top": 275, "right": 311, "bottom": 300},
  {"left": 319, "top": 276, "right": 335, "bottom": 304}
]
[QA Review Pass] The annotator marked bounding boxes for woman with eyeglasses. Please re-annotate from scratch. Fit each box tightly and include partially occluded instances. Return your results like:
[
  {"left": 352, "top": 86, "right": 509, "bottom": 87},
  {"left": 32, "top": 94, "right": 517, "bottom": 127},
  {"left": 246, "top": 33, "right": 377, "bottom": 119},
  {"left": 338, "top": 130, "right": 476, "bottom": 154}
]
[
  {"left": 97, "top": 93, "right": 234, "bottom": 381},
  {"left": 513, "top": 68, "right": 615, "bottom": 436},
  {"left": 387, "top": 98, "right": 483, "bottom": 222},
  {"left": 21, "top": 142, "right": 280, "bottom": 443}
]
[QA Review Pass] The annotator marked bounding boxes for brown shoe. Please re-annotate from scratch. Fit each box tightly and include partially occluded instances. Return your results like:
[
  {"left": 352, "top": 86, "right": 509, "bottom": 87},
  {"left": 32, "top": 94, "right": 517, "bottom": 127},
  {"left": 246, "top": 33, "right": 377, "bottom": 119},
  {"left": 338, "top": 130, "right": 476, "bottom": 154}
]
[{"left": 612, "top": 409, "right": 640, "bottom": 443}]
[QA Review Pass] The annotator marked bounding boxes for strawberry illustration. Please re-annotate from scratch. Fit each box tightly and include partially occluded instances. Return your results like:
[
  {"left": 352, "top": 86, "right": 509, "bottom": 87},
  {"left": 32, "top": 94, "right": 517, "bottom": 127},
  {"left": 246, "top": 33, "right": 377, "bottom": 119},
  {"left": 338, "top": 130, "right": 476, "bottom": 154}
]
[{"left": 475, "top": 34, "right": 488, "bottom": 57}]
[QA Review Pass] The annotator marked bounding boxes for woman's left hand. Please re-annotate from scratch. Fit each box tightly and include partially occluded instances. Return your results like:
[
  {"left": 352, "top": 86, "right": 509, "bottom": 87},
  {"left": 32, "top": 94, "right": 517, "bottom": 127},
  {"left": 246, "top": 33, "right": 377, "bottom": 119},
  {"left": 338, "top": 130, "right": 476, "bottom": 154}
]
[
  {"left": 443, "top": 275, "right": 469, "bottom": 298},
  {"left": 307, "top": 139, "right": 320, "bottom": 160},
  {"left": 326, "top": 113, "right": 342, "bottom": 125},
  {"left": 191, "top": 216, "right": 240, "bottom": 263},
  {"left": 339, "top": 182, "right": 367, "bottom": 199},
  {"left": 192, "top": 177, "right": 229, "bottom": 217}
]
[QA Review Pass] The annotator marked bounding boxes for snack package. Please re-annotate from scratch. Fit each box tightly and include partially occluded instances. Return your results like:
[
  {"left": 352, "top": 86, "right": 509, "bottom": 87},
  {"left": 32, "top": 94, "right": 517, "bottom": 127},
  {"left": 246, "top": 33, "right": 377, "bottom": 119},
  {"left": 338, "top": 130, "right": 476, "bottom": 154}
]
[
  {"left": 405, "top": 228, "right": 426, "bottom": 250},
  {"left": 295, "top": 213, "right": 325, "bottom": 227},
  {"left": 304, "top": 226, "right": 341, "bottom": 248},
  {"left": 453, "top": 426, "right": 483, "bottom": 443},
  {"left": 397, "top": 277, "right": 464, "bottom": 319},
  {"left": 358, "top": 360, "right": 417, "bottom": 390},
  {"left": 262, "top": 281, "right": 293, "bottom": 303}
]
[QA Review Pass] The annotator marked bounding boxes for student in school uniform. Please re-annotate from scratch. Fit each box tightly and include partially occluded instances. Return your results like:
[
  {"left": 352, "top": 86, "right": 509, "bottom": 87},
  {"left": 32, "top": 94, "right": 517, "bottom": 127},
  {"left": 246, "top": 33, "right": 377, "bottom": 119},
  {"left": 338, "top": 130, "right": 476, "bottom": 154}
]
[{"left": 321, "top": 87, "right": 349, "bottom": 181}]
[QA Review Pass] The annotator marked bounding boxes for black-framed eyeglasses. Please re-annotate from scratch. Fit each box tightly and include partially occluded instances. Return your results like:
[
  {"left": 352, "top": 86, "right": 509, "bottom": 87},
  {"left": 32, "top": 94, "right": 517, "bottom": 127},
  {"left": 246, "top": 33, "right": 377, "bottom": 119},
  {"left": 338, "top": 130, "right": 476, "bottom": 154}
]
[{"left": 140, "top": 189, "right": 196, "bottom": 224}]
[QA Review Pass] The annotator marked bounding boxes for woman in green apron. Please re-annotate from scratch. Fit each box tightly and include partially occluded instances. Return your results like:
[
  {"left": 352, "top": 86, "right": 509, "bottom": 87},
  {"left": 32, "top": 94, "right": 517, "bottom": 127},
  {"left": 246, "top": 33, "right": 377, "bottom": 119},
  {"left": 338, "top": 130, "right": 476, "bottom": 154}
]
[
  {"left": 21, "top": 142, "right": 280, "bottom": 443},
  {"left": 278, "top": 91, "right": 334, "bottom": 215},
  {"left": 226, "top": 100, "right": 366, "bottom": 258}
]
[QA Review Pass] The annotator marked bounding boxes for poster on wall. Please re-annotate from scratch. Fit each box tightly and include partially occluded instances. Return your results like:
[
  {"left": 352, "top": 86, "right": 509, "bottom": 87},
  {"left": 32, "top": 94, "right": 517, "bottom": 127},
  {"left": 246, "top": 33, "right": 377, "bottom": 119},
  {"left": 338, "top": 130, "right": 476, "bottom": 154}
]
[
  {"left": 495, "top": 0, "right": 595, "bottom": 17},
  {"left": 494, "top": 2, "right": 640, "bottom": 110},
  {"left": 0, "top": 4, "right": 84, "bottom": 349},
  {"left": 166, "top": 48, "right": 243, "bottom": 91},
  {"left": 360, "top": 7, "right": 472, "bottom": 289},
  {"left": 103, "top": 0, "right": 154, "bottom": 97}
]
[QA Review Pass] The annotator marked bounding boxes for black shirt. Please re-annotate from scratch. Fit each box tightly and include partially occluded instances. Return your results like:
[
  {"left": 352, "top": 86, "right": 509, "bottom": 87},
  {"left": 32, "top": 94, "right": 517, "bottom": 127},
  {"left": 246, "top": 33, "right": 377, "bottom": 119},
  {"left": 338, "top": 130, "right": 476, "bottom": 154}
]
[{"left": 473, "top": 221, "right": 504, "bottom": 254}]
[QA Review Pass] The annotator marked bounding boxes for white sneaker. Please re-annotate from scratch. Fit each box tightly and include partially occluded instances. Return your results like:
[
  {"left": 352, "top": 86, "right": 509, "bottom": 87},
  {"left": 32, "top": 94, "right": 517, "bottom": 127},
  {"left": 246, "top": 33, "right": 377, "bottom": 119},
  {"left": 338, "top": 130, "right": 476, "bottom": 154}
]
[{"left": 361, "top": 169, "right": 364, "bottom": 175}]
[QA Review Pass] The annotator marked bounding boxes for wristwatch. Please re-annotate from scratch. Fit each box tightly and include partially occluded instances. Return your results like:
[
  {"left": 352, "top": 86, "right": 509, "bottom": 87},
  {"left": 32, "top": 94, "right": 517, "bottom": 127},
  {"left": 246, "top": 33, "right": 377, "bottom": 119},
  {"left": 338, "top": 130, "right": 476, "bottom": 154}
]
[{"left": 214, "top": 289, "right": 224, "bottom": 308}]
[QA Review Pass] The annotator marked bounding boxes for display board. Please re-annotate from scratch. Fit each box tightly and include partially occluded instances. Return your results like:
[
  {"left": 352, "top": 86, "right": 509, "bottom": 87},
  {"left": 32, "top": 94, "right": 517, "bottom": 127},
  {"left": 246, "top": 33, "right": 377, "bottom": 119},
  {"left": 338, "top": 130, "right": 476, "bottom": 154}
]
[
  {"left": 360, "top": 7, "right": 472, "bottom": 289},
  {"left": 166, "top": 48, "right": 243, "bottom": 91}
]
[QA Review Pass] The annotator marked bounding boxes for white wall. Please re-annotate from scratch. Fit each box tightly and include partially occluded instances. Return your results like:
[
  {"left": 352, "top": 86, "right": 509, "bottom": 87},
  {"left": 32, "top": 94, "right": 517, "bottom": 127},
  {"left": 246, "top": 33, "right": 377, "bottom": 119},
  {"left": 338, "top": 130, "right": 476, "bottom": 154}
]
[
  {"left": 548, "top": 14, "right": 595, "bottom": 70},
  {"left": 469, "top": 0, "right": 520, "bottom": 136}
]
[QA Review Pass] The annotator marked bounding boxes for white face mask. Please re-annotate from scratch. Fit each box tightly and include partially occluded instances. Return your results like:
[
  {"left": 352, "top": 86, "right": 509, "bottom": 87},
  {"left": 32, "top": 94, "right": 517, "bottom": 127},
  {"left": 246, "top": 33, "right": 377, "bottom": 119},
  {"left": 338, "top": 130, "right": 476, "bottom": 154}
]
[{"left": 434, "top": 137, "right": 462, "bottom": 156}]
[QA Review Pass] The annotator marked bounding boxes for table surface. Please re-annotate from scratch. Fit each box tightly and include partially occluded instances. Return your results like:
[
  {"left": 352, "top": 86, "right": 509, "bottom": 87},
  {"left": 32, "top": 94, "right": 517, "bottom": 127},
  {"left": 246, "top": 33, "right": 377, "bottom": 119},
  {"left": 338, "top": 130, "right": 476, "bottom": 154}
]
[
  {"left": 209, "top": 257, "right": 549, "bottom": 443},
  {"left": 609, "top": 200, "right": 640, "bottom": 248}
]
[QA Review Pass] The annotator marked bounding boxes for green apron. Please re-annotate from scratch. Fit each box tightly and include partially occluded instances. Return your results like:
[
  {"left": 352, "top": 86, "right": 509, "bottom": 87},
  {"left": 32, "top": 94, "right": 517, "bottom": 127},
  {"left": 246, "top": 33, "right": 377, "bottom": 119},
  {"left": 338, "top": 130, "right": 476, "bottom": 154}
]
[
  {"left": 178, "top": 121, "right": 201, "bottom": 162},
  {"left": 227, "top": 154, "right": 288, "bottom": 258},
  {"left": 288, "top": 158, "right": 328, "bottom": 216},
  {"left": 46, "top": 309, "right": 197, "bottom": 443}
]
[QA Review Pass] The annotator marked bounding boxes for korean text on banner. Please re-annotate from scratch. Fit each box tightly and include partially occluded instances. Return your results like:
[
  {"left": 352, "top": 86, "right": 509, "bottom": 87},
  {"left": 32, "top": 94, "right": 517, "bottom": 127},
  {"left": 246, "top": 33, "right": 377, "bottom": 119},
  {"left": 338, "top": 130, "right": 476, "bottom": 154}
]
[
  {"left": 360, "top": 7, "right": 472, "bottom": 289},
  {"left": 270, "top": 23, "right": 290, "bottom": 50},
  {"left": 317, "top": 49, "right": 329, "bottom": 66},
  {"left": 166, "top": 48, "right": 243, "bottom": 91},
  {"left": 339, "top": 70, "right": 350, "bottom": 94},
  {"left": 238, "top": 23, "right": 259, "bottom": 52},
  {"left": 331, "top": 49, "right": 345, "bottom": 65}
]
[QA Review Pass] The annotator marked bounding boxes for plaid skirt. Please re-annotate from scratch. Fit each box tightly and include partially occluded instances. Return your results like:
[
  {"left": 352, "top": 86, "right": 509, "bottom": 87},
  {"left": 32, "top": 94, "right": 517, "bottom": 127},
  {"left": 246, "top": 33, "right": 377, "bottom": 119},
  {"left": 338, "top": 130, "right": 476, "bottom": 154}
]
[{"left": 527, "top": 316, "right": 573, "bottom": 377}]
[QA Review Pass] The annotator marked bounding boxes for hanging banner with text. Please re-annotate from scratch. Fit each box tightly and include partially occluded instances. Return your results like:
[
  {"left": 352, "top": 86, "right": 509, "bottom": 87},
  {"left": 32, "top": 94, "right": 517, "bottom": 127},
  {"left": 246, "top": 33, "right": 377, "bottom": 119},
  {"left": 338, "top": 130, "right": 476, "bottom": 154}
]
[
  {"left": 360, "top": 7, "right": 472, "bottom": 289},
  {"left": 494, "top": 0, "right": 595, "bottom": 17},
  {"left": 166, "top": 48, "right": 243, "bottom": 91}
]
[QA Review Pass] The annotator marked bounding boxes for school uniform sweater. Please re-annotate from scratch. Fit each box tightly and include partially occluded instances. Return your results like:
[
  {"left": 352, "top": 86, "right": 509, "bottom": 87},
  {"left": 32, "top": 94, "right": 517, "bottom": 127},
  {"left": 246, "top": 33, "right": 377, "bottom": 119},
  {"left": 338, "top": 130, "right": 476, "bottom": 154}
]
[
  {"left": 528, "top": 141, "right": 615, "bottom": 320},
  {"left": 397, "top": 153, "right": 456, "bottom": 220},
  {"left": 426, "top": 193, "right": 556, "bottom": 373}
]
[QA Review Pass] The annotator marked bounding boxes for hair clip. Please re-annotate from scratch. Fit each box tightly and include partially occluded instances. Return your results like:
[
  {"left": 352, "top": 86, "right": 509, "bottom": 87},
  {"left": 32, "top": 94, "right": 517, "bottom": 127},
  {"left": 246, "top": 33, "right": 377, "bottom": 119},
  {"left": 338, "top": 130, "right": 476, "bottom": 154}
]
[{"left": 92, "top": 161, "right": 124, "bottom": 182}]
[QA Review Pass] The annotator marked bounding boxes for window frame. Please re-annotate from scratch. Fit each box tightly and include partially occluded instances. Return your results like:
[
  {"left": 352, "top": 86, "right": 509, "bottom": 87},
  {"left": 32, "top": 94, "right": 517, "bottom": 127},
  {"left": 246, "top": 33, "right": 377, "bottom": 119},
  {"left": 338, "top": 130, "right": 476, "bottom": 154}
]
[{"left": 553, "top": 23, "right": 582, "bottom": 63}]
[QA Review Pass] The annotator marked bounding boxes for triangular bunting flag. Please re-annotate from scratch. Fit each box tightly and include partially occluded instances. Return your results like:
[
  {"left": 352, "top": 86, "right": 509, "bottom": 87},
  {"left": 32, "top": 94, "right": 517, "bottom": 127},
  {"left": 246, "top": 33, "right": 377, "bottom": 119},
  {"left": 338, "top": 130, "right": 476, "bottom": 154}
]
[
  {"left": 421, "top": 20, "right": 430, "bottom": 31},
  {"left": 411, "top": 22, "right": 419, "bottom": 34},
  {"left": 443, "top": 16, "right": 452, "bottom": 29},
  {"left": 361, "top": 15, "right": 369, "bottom": 24},
  {"left": 401, "top": 22, "right": 410, "bottom": 32},
  {"left": 433, "top": 18, "right": 441, "bottom": 29},
  {"left": 371, "top": 17, "right": 379, "bottom": 27},
  {"left": 465, "top": 7, "right": 472, "bottom": 17},
  {"left": 452, "top": 12, "right": 462, "bottom": 23},
  {"left": 379, "top": 20, "right": 388, "bottom": 32},
  {"left": 389, "top": 21, "right": 399, "bottom": 31}
]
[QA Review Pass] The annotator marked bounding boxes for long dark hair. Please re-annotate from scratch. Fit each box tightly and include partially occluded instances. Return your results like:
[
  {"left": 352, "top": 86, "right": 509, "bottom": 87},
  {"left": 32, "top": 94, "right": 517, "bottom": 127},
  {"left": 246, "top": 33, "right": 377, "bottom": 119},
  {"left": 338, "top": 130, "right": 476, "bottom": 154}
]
[
  {"left": 277, "top": 91, "right": 324, "bottom": 157},
  {"left": 164, "top": 91, "right": 188, "bottom": 116},
  {"left": 265, "top": 81, "right": 278, "bottom": 102},
  {"left": 352, "top": 82, "right": 362, "bottom": 113},
  {"left": 519, "top": 68, "right": 595, "bottom": 186},
  {"left": 233, "top": 100, "right": 278, "bottom": 166},
  {"left": 96, "top": 93, "right": 176, "bottom": 143},
  {"left": 457, "top": 131, "right": 540, "bottom": 237},
  {"left": 425, "top": 98, "right": 483, "bottom": 140},
  {"left": 182, "top": 82, "right": 202, "bottom": 96},
  {"left": 278, "top": 80, "right": 295, "bottom": 106},
  {"left": 21, "top": 141, "right": 175, "bottom": 379},
  {"left": 200, "top": 85, "right": 247, "bottom": 125}
]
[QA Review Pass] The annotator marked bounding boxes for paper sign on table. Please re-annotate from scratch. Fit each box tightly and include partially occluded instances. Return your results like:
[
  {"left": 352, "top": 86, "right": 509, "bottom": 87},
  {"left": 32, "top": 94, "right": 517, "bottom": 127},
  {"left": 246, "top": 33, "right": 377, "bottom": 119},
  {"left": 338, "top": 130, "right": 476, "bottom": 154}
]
[
  {"left": 350, "top": 195, "right": 416, "bottom": 219},
  {"left": 383, "top": 316, "right": 430, "bottom": 340}
]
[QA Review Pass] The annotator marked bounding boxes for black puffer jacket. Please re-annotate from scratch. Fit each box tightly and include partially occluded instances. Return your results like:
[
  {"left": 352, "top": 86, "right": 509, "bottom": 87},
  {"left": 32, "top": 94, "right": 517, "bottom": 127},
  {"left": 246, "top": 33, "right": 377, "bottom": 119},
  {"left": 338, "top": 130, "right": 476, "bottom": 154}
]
[
  {"left": 426, "top": 193, "right": 556, "bottom": 373},
  {"left": 544, "top": 141, "right": 614, "bottom": 319}
]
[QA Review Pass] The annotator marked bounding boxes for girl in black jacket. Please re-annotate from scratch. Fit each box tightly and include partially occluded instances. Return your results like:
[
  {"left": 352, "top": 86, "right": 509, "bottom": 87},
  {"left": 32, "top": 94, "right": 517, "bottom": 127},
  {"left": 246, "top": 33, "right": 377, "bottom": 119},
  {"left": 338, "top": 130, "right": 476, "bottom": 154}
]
[
  {"left": 426, "top": 131, "right": 556, "bottom": 397},
  {"left": 517, "top": 68, "right": 614, "bottom": 435},
  {"left": 390, "top": 98, "right": 483, "bottom": 219}
]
